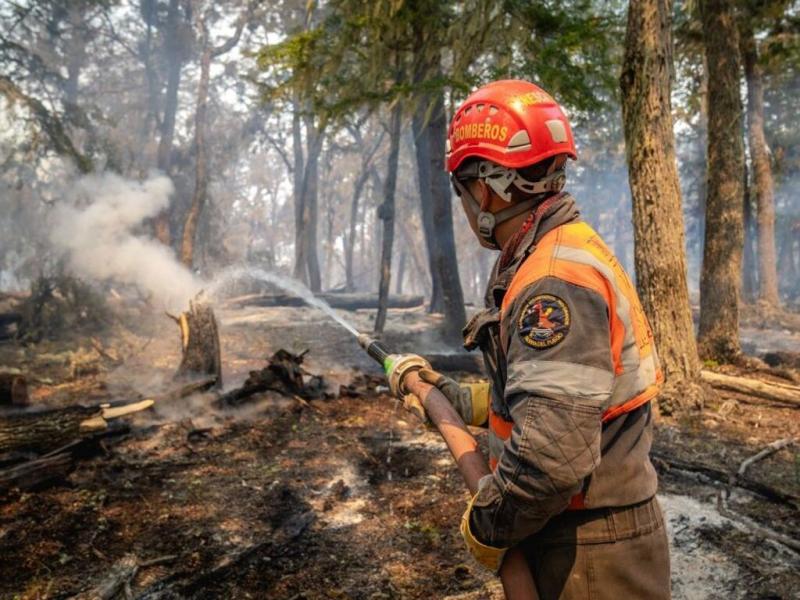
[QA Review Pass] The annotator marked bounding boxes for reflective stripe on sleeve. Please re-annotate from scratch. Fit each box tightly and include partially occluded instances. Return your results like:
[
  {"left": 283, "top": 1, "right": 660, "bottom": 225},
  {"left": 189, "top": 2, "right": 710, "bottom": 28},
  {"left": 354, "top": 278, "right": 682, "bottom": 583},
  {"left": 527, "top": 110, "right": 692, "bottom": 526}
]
[{"left": 505, "top": 359, "right": 614, "bottom": 404}]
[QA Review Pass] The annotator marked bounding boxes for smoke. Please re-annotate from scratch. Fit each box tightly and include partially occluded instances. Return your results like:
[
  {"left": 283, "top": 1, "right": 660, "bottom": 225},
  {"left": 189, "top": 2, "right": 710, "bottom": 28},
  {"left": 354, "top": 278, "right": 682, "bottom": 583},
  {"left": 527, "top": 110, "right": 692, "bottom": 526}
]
[{"left": 50, "top": 173, "right": 202, "bottom": 310}]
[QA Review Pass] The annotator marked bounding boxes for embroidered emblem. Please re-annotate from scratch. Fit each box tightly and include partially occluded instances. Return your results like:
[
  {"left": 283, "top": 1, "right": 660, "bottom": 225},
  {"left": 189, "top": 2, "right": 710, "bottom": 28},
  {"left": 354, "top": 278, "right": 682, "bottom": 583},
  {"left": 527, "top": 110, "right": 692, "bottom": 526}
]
[{"left": 518, "top": 294, "right": 571, "bottom": 349}]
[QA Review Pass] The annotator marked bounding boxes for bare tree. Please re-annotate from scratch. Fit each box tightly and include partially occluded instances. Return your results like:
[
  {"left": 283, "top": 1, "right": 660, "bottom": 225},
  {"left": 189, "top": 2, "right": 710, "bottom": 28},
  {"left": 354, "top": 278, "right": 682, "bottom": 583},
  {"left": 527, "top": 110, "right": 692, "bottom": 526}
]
[
  {"left": 374, "top": 102, "right": 403, "bottom": 334},
  {"left": 180, "top": 4, "right": 248, "bottom": 268}
]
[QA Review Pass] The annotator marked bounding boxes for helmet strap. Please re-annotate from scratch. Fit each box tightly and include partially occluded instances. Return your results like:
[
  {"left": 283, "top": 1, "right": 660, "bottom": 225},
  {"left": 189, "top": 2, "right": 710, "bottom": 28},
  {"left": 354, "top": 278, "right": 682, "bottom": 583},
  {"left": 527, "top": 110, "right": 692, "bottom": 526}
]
[{"left": 452, "top": 177, "right": 539, "bottom": 249}]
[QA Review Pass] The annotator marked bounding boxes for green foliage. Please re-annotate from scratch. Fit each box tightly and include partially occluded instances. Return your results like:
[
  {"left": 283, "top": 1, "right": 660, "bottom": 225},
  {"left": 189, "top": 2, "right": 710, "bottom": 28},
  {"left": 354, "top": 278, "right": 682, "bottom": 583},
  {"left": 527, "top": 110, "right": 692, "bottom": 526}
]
[{"left": 253, "top": 0, "right": 622, "bottom": 124}]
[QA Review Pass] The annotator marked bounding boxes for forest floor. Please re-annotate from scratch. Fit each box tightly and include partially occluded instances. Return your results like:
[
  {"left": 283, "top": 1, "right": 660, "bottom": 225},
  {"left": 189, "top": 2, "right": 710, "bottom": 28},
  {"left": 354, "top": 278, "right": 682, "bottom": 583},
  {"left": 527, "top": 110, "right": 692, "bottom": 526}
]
[{"left": 1, "top": 302, "right": 799, "bottom": 599}]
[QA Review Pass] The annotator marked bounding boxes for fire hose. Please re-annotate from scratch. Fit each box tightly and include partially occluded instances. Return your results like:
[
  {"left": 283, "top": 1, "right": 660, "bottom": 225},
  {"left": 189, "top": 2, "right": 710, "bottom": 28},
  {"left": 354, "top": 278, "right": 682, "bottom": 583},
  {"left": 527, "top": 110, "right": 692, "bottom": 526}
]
[{"left": 357, "top": 334, "right": 539, "bottom": 600}]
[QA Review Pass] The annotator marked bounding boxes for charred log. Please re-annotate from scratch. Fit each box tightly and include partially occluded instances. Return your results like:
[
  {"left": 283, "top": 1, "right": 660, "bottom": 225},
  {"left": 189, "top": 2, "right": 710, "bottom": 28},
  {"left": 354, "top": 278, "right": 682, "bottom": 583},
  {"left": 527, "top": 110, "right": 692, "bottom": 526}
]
[
  {"left": 0, "top": 405, "right": 102, "bottom": 455},
  {"left": 214, "top": 349, "right": 325, "bottom": 408},
  {"left": 0, "top": 451, "right": 74, "bottom": 493}
]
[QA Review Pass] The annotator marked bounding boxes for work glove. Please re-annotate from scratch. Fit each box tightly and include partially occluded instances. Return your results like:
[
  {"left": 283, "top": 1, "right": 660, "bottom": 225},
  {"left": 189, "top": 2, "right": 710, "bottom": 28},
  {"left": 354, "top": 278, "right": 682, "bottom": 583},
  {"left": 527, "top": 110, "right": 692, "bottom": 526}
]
[
  {"left": 417, "top": 369, "right": 491, "bottom": 427},
  {"left": 461, "top": 477, "right": 508, "bottom": 572}
]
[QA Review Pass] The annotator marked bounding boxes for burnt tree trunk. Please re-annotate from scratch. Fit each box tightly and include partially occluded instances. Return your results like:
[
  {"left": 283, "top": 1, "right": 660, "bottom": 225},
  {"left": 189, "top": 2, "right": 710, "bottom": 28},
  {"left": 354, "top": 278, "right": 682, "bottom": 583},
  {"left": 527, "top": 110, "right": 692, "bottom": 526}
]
[
  {"left": 180, "top": 11, "right": 246, "bottom": 268},
  {"left": 620, "top": 0, "right": 705, "bottom": 411},
  {"left": 741, "top": 26, "right": 779, "bottom": 308},
  {"left": 697, "top": 0, "right": 745, "bottom": 362},
  {"left": 174, "top": 301, "right": 222, "bottom": 387},
  {"left": 154, "top": 0, "right": 187, "bottom": 246},
  {"left": 293, "top": 115, "right": 324, "bottom": 292},
  {"left": 374, "top": 103, "right": 403, "bottom": 335},
  {"left": 412, "top": 103, "right": 444, "bottom": 313},
  {"left": 426, "top": 87, "right": 467, "bottom": 345}
]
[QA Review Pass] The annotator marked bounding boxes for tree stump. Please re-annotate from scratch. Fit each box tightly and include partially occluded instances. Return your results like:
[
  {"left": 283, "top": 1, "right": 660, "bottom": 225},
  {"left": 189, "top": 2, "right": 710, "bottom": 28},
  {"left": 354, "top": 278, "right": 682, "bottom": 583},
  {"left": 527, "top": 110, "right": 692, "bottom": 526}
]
[
  {"left": 0, "top": 372, "right": 28, "bottom": 406},
  {"left": 173, "top": 301, "right": 222, "bottom": 388}
]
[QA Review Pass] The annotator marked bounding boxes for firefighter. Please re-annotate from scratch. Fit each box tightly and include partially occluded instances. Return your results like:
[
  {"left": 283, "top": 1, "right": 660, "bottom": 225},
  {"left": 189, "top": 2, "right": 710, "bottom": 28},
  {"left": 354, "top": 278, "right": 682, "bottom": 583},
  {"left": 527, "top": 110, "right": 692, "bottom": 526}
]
[{"left": 412, "top": 80, "right": 671, "bottom": 598}]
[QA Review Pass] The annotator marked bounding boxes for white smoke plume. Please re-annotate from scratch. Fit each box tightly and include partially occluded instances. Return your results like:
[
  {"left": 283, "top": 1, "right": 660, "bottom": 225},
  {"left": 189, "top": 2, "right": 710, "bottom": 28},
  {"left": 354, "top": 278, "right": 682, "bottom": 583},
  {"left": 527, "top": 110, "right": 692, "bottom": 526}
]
[{"left": 50, "top": 173, "right": 202, "bottom": 309}]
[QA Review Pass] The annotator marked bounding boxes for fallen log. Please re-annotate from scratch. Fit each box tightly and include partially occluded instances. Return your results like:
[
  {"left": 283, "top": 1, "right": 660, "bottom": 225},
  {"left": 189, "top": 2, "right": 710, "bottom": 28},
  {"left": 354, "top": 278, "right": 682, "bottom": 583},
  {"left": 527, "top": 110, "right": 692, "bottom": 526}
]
[
  {"left": 700, "top": 370, "right": 800, "bottom": 407},
  {"left": 0, "top": 371, "right": 28, "bottom": 406},
  {"left": 0, "top": 405, "right": 103, "bottom": 455},
  {"left": 737, "top": 437, "right": 796, "bottom": 479},
  {"left": 763, "top": 351, "right": 800, "bottom": 370},
  {"left": 224, "top": 292, "right": 424, "bottom": 310},
  {"left": 0, "top": 451, "right": 73, "bottom": 492},
  {"left": 716, "top": 492, "right": 800, "bottom": 553},
  {"left": 0, "top": 400, "right": 154, "bottom": 456},
  {"left": 651, "top": 450, "right": 799, "bottom": 509},
  {"left": 213, "top": 349, "right": 325, "bottom": 408}
]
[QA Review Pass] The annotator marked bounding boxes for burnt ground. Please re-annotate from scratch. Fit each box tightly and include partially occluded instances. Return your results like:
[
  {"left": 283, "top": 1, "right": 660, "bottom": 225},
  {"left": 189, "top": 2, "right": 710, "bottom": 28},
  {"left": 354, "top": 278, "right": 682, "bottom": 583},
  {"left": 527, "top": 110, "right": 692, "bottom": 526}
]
[{"left": 1, "top": 304, "right": 799, "bottom": 599}]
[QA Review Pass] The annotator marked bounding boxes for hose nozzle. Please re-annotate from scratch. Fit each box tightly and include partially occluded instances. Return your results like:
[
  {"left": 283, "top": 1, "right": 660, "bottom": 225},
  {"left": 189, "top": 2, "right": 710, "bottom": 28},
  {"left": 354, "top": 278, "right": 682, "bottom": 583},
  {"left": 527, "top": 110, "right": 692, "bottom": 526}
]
[{"left": 357, "top": 333, "right": 390, "bottom": 368}]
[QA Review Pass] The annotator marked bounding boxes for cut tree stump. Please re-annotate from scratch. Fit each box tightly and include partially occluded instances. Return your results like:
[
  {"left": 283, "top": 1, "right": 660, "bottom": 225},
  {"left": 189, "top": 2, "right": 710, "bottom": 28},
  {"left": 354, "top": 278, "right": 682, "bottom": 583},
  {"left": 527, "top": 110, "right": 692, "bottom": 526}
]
[
  {"left": 171, "top": 301, "right": 222, "bottom": 388},
  {"left": 0, "top": 372, "right": 28, "bottom": 406},
  {"left": 700, "top": 370, "right": 800, "bottom": 407}
]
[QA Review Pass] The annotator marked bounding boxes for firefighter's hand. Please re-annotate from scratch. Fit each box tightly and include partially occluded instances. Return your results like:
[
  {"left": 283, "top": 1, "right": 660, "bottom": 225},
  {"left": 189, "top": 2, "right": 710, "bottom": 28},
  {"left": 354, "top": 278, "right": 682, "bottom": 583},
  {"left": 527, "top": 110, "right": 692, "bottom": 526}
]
[
  {"left": 401, "top": 392, "right": 427, "bottom": 423},
  {"left": 461, "top": 486, "right": 508, "bottom": 573},
  {"left": 418, "top": 369, "right": 490, "bottom": 427}
]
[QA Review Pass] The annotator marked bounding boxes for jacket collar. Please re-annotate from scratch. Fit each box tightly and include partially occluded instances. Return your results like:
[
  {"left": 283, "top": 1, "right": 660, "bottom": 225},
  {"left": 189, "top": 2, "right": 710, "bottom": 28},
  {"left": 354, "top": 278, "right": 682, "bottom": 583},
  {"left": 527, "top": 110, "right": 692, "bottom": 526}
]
[{"left": 484, "top": 192, "right": 580, "bottom": 308}]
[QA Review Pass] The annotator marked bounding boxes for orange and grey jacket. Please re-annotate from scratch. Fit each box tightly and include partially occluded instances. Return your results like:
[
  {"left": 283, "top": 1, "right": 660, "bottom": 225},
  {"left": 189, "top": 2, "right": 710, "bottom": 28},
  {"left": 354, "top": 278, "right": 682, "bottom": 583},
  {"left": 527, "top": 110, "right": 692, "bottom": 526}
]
[{"left": 462, "top": 192, "right": 663, "bottom": 548}]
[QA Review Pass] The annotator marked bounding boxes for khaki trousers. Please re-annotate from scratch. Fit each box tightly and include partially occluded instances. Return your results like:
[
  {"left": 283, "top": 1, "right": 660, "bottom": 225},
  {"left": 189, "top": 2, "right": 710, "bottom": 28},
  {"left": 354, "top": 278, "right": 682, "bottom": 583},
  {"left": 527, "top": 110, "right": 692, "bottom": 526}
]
[{"left": 519, "top": 497, "right": 671, "bottom": 599}]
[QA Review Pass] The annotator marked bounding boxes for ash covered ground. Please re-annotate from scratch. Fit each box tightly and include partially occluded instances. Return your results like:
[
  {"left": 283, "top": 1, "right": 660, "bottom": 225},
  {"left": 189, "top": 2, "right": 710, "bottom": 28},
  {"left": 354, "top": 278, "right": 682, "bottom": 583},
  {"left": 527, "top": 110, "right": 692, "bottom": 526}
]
[{"left": 1, "top": 303, "right": 798, "bottom": 599}]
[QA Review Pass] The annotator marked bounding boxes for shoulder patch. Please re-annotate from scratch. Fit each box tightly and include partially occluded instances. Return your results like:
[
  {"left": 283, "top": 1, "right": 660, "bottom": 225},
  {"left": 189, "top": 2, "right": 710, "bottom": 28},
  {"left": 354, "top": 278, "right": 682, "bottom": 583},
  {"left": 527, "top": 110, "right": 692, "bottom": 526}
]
[{"left": 518, "top": 294, "right": 571, "bottom": 349}]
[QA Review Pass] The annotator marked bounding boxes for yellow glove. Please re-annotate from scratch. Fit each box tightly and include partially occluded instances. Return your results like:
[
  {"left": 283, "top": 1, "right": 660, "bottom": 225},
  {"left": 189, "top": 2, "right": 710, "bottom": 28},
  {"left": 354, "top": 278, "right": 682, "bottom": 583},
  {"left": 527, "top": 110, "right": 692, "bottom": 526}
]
[
  {"left": 418, "top": 368, "right": 490, "bottom": 427},
  {"left": 461, "top": 490, "right": 508, "bottom": 572}
]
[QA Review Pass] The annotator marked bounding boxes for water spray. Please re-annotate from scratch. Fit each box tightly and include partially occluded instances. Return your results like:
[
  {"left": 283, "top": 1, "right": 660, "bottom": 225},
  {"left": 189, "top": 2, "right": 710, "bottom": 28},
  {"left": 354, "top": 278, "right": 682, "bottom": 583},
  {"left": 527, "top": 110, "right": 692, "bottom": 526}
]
[{"left": 208, "top": 269, "right": 534, "bottom": 597}]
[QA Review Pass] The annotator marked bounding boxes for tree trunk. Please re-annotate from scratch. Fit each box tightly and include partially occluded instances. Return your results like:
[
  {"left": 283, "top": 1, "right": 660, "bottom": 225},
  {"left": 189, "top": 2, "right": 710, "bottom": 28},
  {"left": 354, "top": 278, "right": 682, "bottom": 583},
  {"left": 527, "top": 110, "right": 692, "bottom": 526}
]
[
  {"left": 620, "top": 0, "right": 704, "bottom": 412},
  {"left": 395, "top": 250, "right": 406, "bottom": 295},
  {"left": 180, "top": 41, "right": 211, "bottom": 268},
  {"left": 374, "top": 103, "right": 403, "bottom": 334},
  {"left": 345, "top": 170, "right": 368, "bottom": 291},
  {"left": 154, "top": 0, "right": 185, "bottom": 246},
  {"left": 742, "top": 165, "right": 758, "bottom": 302},
  {"left": 303, "top": 115, "right": 322, "bottom": 292},
  {"left": 427, "top": 90, "right": 467, "bottom": 345},
  {"left": 741, "top": 26, "right": 779, "bottom": 308},
  {"left": 412, "top": 105, "right": 444, "bottom": 313},
  {"left": 697, "top": 0, "right": 745, "bottom": 362},
  {"left": 293, "top": 116, "right": 324, "bottom": 291},
  {"left": 292, "top": 100, "right": 306, "bottom": 283},
  {"left": 180, "top": 11, "right": 247, "bottom": 268}
]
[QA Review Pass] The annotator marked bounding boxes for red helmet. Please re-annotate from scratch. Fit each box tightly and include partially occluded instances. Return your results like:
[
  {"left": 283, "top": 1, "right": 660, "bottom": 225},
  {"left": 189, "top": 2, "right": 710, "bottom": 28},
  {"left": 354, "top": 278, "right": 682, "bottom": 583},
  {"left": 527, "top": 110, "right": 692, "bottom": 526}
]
[{"left": 446, "top": 80, "right": 577, "bottom": 174}]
